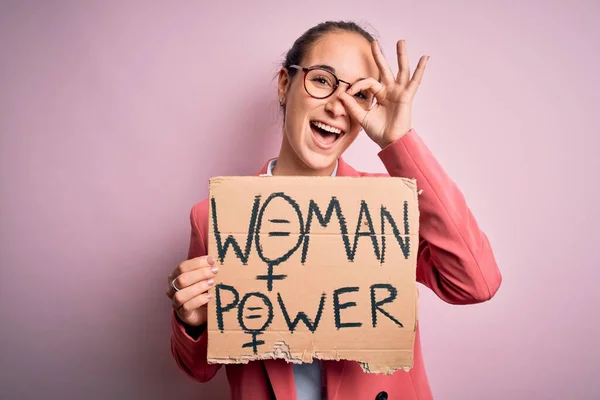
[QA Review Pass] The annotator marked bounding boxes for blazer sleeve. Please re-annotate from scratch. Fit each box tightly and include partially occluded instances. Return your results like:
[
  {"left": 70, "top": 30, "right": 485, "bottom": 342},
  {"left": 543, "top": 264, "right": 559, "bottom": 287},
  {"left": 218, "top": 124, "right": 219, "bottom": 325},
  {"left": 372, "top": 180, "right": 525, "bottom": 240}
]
[
  {"left": 170, "top": 201, "right": 221, "bottom": 382},
  {"left": 377, "top": 129, "right": 502, "bottom": 304}
]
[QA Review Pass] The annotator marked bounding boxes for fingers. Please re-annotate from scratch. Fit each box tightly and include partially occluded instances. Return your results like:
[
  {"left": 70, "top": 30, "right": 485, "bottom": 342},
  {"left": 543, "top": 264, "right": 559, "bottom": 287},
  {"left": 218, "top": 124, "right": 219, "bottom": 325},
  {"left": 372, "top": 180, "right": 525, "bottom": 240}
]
[
  {"left": 406, "top": 55, "right": 429, "bottom": 94},
  {"left": 174, "top": 264, "right": 218, "bottom": 292},
  {"left": 346, "top": 77, "right": 385, "bottom": 103},
  {"left": 166, "top": 255, "right": 218, "bottom": 298},
  {"left": 338, "top": 91, "right": 369, "bottom": 126},
  {"left": 396, "top": 40, "right": 410, "bottom": 86},
  {"left": 177, "top": 255, "right": 216, "bottom": 275},
  {"left": 176, "top": 293, "right": 211, "bottom": 317},
  {"left": 172, "top": 278, "right": 215, "bottom": 310},
  {"left": 371, "top": 40, "right": 395, "bottom": 85}
]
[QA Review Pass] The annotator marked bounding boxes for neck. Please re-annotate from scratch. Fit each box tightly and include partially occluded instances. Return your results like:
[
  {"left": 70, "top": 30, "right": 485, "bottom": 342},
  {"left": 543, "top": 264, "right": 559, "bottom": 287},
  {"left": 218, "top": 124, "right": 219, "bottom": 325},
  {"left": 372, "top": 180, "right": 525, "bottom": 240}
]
[{"left": 273, "top": 134, "right": 336, "bottom": 176}]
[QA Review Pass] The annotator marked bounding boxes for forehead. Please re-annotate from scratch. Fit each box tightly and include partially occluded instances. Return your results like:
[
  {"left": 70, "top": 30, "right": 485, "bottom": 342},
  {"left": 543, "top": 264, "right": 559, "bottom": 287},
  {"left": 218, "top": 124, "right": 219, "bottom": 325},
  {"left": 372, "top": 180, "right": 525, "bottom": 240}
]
[{"left": 302, "top": 31, "right": 379, "bottom": 81}]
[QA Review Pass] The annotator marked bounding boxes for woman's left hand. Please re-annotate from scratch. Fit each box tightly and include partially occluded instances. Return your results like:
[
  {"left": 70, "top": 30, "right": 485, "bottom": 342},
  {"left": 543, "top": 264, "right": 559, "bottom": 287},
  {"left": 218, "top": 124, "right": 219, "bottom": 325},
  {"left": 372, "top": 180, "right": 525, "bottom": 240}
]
[{"left": 339, "top": 40, "right": 429, "bottom": 149}]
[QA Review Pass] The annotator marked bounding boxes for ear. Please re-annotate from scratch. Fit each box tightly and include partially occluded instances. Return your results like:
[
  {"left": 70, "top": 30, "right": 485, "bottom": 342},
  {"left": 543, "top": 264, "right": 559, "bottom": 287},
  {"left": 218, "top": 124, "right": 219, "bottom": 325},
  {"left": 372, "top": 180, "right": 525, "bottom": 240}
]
[{"left": 277, "top": 68, "right": 290, "bottom": 104}]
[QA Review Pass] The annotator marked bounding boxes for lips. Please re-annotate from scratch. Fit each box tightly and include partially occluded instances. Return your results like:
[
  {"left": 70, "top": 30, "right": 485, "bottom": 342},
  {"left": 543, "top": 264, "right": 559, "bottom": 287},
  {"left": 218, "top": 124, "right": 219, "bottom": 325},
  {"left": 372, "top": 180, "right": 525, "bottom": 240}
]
[{"left": 310, "top": 120, "right": 345, "bottom": 149}]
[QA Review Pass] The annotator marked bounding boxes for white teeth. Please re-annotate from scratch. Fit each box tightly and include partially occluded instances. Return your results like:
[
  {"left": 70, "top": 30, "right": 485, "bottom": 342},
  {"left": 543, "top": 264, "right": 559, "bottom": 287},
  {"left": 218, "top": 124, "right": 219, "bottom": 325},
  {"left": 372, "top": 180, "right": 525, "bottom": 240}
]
[{"left": 311, "top": 121, "right": 342, "bottom": 135}]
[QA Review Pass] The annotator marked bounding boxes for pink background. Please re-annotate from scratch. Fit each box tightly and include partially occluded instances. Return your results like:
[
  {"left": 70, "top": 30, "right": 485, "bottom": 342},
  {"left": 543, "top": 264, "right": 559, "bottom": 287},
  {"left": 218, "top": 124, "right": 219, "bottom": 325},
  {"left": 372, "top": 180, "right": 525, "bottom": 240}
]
[{"left": 1, "top": 1, "right": 598, "bottom": 399}]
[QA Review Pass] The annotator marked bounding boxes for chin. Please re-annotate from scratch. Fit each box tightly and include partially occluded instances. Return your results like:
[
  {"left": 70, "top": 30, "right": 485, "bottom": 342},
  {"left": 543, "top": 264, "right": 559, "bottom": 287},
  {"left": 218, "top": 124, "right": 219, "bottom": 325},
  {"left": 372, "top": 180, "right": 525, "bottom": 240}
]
[
  {"left": 302, "top": 120, "right": 360, "bottom": 171},
  {"left": 300, "top": 151, "right": 338, "bottom": 172}
]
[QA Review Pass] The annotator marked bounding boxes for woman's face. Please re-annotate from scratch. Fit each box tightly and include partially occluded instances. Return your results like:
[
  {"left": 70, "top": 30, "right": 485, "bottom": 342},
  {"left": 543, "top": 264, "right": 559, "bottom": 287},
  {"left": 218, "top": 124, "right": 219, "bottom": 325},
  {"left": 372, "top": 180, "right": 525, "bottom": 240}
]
[{"left": 277, "top": 31, "right": 379, "bottom": 174}]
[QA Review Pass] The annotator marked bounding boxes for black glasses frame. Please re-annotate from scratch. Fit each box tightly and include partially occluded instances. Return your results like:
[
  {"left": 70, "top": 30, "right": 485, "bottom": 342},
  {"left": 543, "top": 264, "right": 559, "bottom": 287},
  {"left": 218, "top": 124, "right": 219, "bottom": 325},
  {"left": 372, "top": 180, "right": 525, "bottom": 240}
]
[{"left": 288, "top": 64, "right": 353, "bottom": 100}]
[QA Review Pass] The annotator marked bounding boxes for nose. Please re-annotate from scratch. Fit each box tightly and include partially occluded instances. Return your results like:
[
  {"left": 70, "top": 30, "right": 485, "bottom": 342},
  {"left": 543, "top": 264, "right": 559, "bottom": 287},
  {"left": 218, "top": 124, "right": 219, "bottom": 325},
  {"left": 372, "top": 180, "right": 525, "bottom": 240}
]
[{"left": 324, "top": 86, "right": 349, "bottom": 118}]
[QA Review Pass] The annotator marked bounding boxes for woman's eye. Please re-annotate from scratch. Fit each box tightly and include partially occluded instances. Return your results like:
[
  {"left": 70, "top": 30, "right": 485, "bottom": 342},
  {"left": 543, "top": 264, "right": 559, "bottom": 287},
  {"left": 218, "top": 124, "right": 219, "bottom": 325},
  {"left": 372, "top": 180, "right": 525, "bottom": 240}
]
[
  {"left": 312, "top": 76, "right": 332, "bottom": 87},
  {"left": 354, "top": 91, "right": 368, "bottom": 100}
]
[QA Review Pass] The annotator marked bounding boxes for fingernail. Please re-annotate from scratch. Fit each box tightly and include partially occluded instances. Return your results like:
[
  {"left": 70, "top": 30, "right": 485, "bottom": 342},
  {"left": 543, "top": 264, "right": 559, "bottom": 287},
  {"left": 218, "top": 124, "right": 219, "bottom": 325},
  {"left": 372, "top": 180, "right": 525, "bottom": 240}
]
[
  {"left": 206, "top": 293, "right": 213, "bottom": 299},
  {"left": 207, "top": 278, "right": 214, "bottom": 286},
  {"left": 211, "top": 266, "right": 219, "bottom": 274},
  {"left": 207, "top": 256, "right": 215, "bottom": 265}
]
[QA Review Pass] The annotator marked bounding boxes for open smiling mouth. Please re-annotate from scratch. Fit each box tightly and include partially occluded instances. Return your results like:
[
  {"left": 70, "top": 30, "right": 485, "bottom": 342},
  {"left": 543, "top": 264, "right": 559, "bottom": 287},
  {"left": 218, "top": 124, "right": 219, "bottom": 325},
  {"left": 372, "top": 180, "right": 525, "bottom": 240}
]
[{"left": 310, "top": 120, "right": 345, "bottom": 147}]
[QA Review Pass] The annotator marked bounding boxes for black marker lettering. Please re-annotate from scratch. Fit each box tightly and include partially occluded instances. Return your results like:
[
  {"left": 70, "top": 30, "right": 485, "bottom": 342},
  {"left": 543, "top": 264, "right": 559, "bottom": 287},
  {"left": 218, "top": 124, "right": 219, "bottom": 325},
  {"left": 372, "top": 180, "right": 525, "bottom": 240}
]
[
  {"left": 211, "top": 196, "right": 261, "bottom": 264},
  {"left": 238, "top": 292, "right": 274, "bottom": 354},
  {"left": 238, "top": 292, "right": 274, "bottom": 332},
  {"left": 268, "top": 232, "right": 290, "bottom": 237},
  {"left": 370, "top": 283, "right": 403, "bottom": 328},
  {"left": 352, "top": 200, "right": 381, "bottom": 261},
  {"left": 380, "top": 201, "right": 411, "bottom": 263},
  {"left": 214, "top": 283, "right": 239, "bottom": 332},
  {"left": 277, "top": 292, "right": 326, "bottom": 333},
  {"left": 241, "top": 334, "right": 264, "bottom": 354},
  {"left": 255, "top": 192, "right": 305, "bottom": 291},
  {"left": 302, "top": 197, "right": 351, "bottom": 263},
  {"left": 332, "top": 287, "right": 362, "bottom": 329}
]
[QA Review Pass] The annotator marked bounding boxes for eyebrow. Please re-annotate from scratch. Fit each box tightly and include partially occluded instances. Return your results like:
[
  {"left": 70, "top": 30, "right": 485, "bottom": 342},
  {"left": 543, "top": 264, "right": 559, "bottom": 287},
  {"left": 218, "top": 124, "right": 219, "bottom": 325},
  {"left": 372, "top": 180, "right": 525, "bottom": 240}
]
[{"left": 312, "top": 64, "right": 369, "bottom": 82}]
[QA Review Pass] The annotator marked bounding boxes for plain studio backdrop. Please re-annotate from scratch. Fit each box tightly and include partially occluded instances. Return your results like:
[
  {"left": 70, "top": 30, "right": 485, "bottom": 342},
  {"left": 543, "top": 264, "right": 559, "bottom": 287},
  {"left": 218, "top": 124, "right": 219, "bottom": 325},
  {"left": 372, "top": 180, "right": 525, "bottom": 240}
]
[{"left": 1, "top": 1, "right": 598, "bottom": 399}]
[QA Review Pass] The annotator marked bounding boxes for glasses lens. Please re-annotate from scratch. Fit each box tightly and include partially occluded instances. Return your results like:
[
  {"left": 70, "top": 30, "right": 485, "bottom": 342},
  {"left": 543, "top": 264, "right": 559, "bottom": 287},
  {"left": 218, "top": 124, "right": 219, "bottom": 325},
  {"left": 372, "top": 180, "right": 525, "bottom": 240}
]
[
  {"left": 304, "top": 68, "right": 374, "bottom": 110},
  {"left": 304, "top": 69, "right": 337, "bottom": 99}
]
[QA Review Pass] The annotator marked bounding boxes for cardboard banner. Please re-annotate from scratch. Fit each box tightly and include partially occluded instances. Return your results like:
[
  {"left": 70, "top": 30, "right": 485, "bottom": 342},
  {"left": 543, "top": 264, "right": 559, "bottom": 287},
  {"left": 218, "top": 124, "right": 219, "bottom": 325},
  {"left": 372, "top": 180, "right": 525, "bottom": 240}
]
[{"left": 206, "top": 176, "right": 419, "bottom": 374}]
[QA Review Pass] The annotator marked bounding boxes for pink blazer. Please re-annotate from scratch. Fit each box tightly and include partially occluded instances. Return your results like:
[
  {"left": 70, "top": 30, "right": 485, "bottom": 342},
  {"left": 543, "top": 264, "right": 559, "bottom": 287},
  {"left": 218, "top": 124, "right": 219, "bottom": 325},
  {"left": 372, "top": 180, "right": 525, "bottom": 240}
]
[{"left": 170, "top": 129, "right": 502, "bottom": 400}]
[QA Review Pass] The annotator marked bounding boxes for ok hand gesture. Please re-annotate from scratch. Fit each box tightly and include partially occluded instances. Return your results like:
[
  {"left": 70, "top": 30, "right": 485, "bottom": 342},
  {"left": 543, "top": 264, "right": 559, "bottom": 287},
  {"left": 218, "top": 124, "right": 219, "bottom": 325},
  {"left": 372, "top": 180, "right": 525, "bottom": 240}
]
[{"left": 339, "top": 40, "right": 429, "bottom": 149}]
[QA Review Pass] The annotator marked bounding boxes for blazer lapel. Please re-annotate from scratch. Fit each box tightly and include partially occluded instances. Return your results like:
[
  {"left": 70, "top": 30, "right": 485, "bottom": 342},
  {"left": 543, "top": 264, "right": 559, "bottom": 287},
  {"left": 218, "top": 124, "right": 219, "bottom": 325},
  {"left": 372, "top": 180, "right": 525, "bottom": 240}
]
[
  {"left": 256, "top": 159, "right": 271, "bottom": 175},
  {"left": 264, "top": 359, "right": 297, "bottom": 400},
  {"left": 323, "top": 360, "right": 348, "bottom": 400},
  {"left": 336, "top": 157, "right": 361, "bottom": 177}
]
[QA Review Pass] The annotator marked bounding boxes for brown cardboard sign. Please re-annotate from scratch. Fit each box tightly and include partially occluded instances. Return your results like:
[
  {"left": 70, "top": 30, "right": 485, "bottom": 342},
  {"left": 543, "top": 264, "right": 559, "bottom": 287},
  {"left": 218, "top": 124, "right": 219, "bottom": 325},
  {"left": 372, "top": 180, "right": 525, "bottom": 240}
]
[{"left": 206, "top": 176, "right": 419, "bottom": 374}]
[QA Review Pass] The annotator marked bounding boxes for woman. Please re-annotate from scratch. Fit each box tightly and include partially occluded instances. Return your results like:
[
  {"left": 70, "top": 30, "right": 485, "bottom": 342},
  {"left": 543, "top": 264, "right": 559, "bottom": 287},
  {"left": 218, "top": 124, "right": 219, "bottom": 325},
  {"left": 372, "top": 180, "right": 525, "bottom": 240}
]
[{"left": 166, "top": 21, "right": 502, "bottom": 400}]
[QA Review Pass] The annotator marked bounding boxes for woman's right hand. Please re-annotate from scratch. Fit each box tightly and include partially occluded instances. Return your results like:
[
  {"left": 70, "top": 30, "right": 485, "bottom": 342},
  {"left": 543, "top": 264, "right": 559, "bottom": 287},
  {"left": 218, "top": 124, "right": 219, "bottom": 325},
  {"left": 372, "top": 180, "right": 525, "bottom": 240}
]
[{"left": 166, "top": 255, "right": 219, "bottom": 327}]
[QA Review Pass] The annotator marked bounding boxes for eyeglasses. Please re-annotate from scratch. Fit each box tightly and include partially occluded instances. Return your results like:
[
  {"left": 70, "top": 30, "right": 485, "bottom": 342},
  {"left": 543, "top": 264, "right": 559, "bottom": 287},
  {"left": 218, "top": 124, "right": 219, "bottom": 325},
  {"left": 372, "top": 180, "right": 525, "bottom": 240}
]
[{"left": 288, "top": 65, "right": 374, "bottom": 110}]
